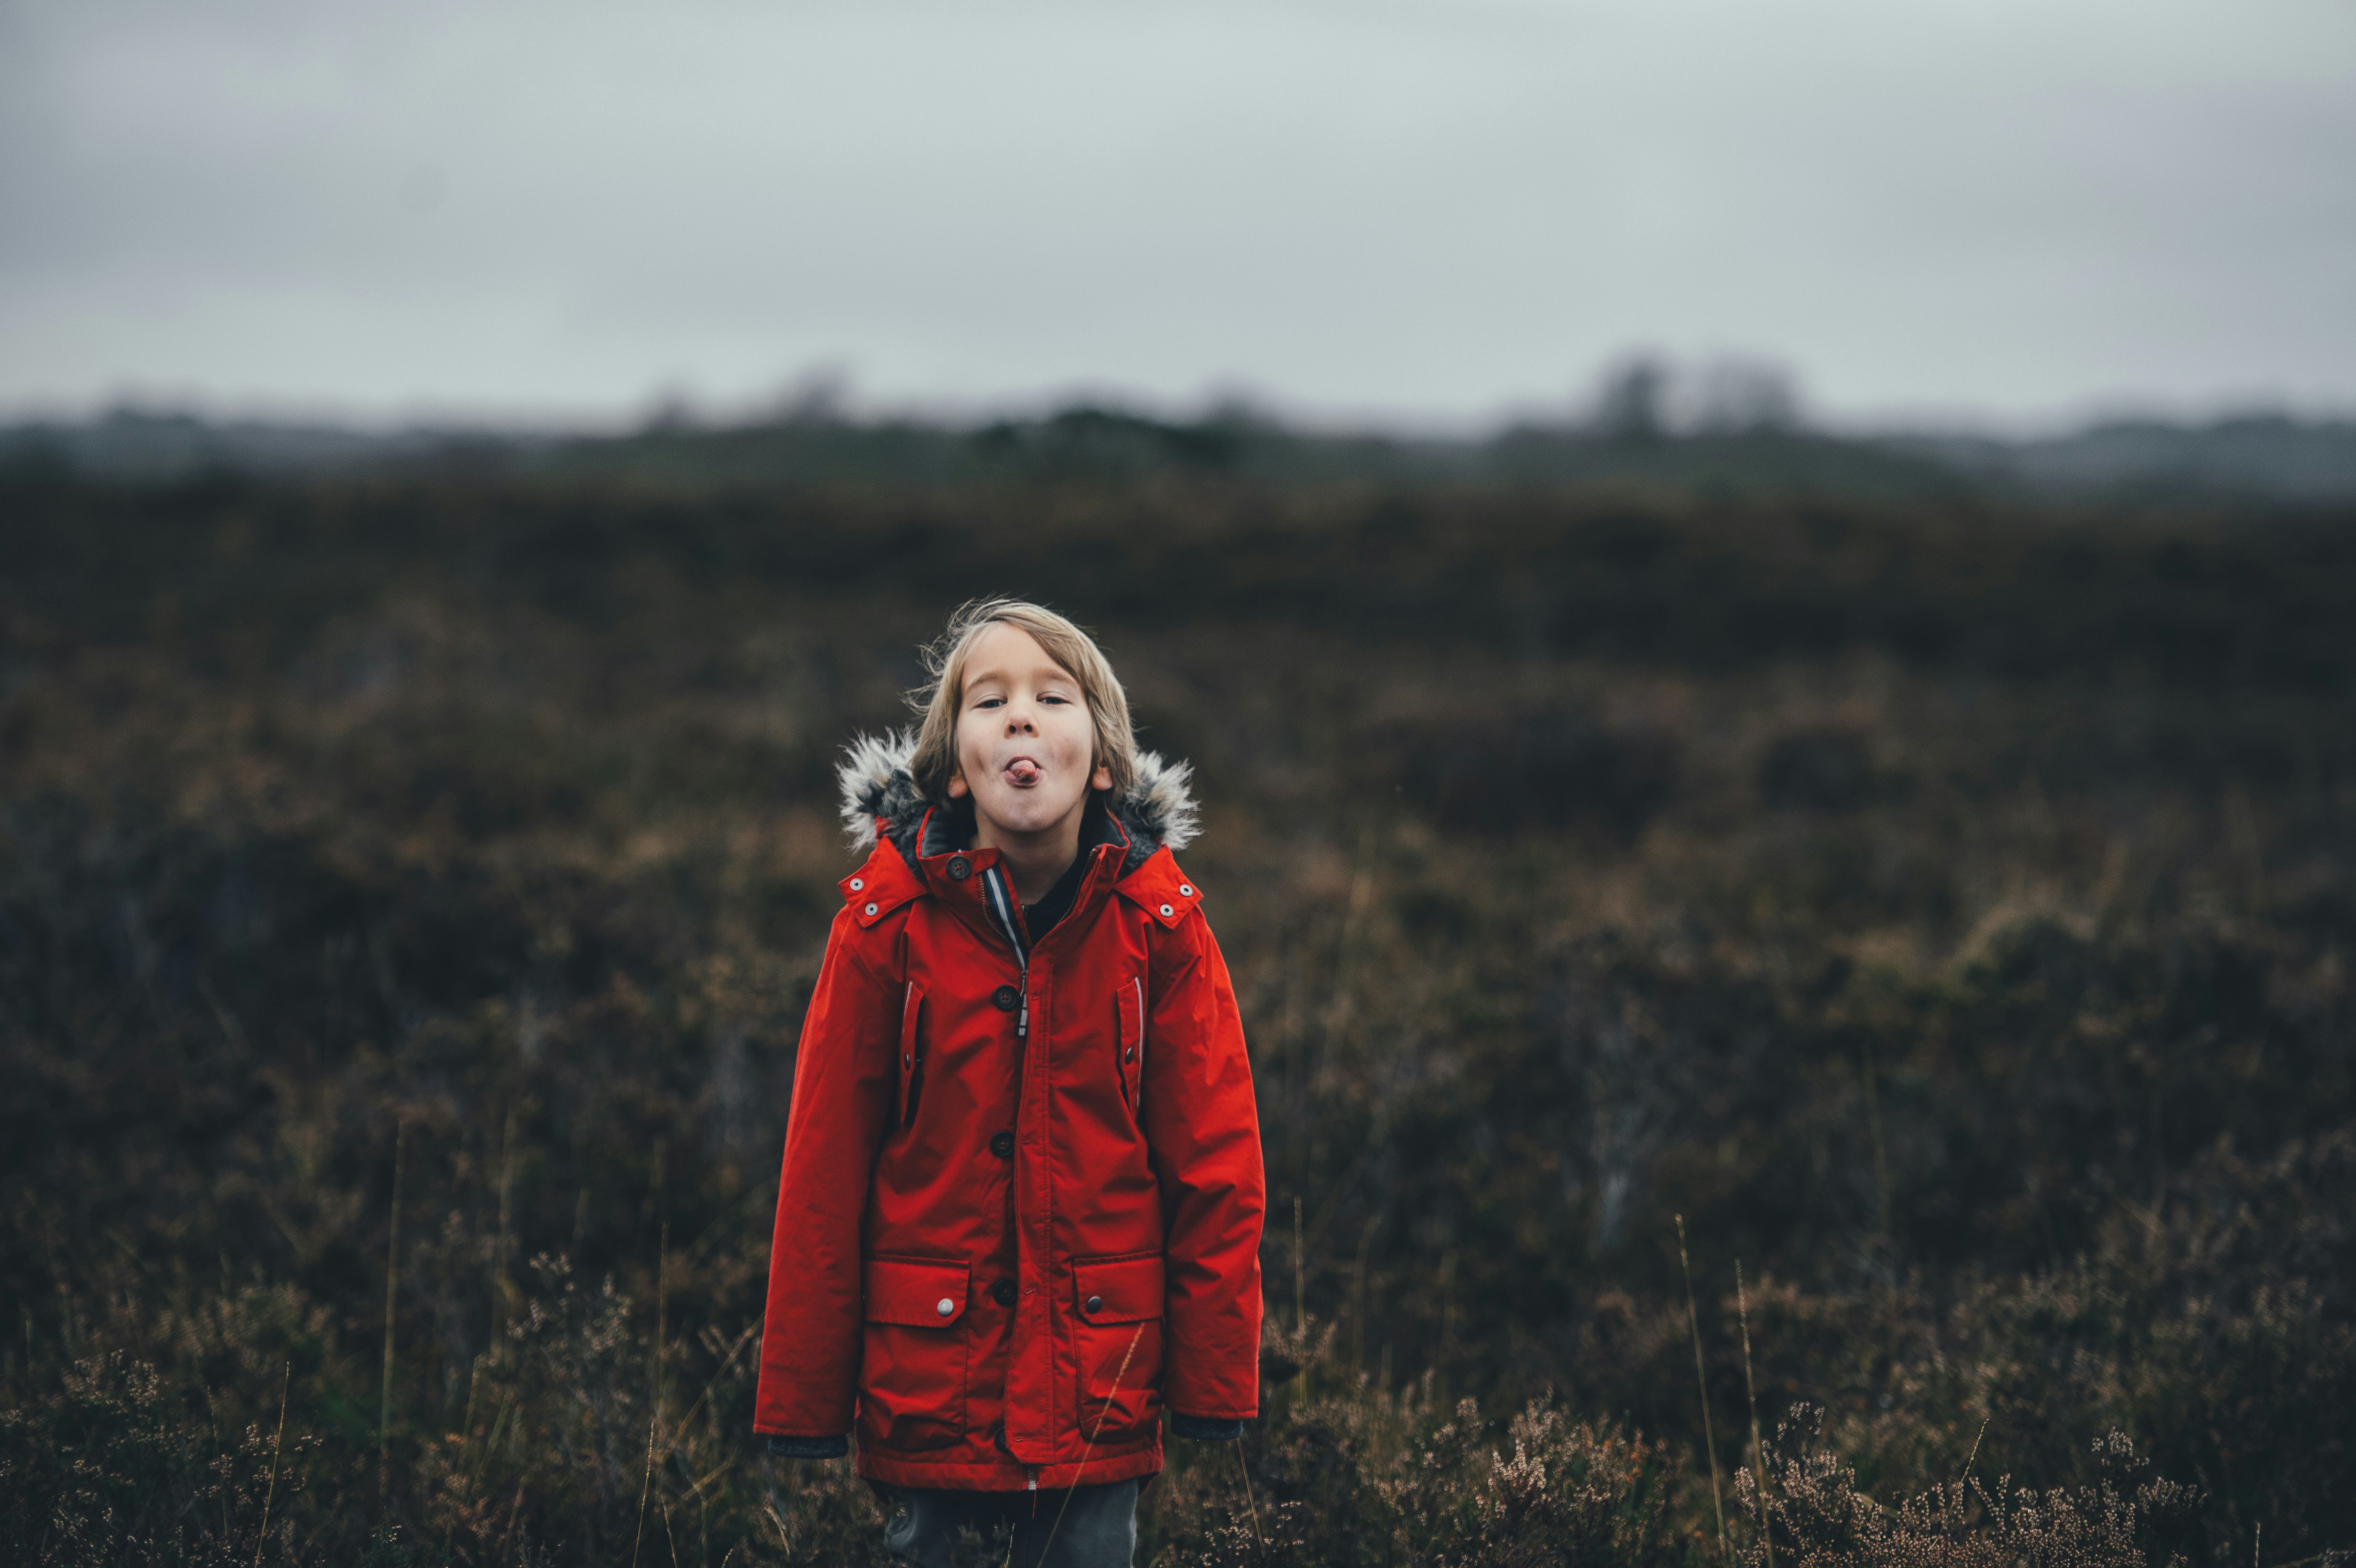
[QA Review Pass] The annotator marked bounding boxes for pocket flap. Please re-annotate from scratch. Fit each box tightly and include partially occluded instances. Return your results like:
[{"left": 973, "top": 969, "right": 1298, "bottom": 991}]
[
  {"left": 1071, "top": 1253, "right": 1164, "bottom": 1325},
  {"left": 864, "top": 1256, "right": 969, "bottom": 1328}
]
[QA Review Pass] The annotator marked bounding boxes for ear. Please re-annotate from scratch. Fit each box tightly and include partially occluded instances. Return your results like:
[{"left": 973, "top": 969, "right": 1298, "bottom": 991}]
[
  {"left": 1091, "top": 763, "right": 1113, "bottom": 792},
  {"left": 947, "top": 770, "right": 970, "bottom": 799}
]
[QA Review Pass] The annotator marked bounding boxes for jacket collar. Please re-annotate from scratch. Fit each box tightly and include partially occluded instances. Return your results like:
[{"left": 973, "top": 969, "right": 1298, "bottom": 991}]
[
  {"left": 836, "top": 728, "right": 1197, "bottom": 881},
  {"left": 839, "top": 801, "right": 1148, "bottom": 937}
]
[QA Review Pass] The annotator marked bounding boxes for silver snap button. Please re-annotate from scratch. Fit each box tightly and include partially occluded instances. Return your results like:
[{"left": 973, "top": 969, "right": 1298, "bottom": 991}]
[
  {"left": 850, "top": 877, "right": 863, "bottom": 891},
  {"left": 1159, "top": 904, "right": 1174, "bottom": 917},
  {"left": 864, "top": 903, "right": 878, "bottom": 916},
  {"left": 936, "top": 1297, "right": 955, "bottom": 1317},
  {"left": 1179, "top": 883, "right": 1193, "bottom": 896}
]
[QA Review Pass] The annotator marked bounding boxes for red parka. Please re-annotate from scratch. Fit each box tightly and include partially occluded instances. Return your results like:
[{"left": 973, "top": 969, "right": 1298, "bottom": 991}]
[{"left": 753, "top": 733, "right": 1265, "bottom": 1490}]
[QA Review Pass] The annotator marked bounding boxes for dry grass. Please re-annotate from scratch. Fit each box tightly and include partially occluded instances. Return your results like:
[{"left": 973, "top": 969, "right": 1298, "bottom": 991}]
[{"left": 2, "top": 470, "right": 2352, "bottom": 1564}]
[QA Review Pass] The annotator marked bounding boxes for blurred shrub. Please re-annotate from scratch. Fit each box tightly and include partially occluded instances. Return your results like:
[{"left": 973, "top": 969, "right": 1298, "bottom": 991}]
[
  {"left": 1736, "top": 1415, "right": 2203, "bottom": 1568},
  {"left": 1756, "top": 729, "right": 1876, "bottom": 813},
  {"left": 1390, "top": 706, "right": 1680, "bottom": 840}
]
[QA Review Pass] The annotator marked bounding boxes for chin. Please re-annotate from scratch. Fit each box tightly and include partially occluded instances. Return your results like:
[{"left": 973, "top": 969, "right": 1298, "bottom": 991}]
[{"left": 980, "top": 790, "right": 1082, "bottom": 835}]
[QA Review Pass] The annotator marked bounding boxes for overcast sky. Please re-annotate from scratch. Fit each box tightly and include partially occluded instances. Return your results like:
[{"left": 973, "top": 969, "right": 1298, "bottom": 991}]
[{"left": 2, "top": 0, "right": 2351, "bottom": 430}]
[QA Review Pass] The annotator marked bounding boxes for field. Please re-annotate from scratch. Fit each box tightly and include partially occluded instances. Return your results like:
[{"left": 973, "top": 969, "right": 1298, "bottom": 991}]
[{"left": 2, "top": 463, "right": 2352, "bottom": 1565}]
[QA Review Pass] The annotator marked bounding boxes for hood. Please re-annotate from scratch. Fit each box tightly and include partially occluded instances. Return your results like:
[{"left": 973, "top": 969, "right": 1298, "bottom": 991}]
[{"left": 836, "top": 728, "right": 1199, "bottom": 878}]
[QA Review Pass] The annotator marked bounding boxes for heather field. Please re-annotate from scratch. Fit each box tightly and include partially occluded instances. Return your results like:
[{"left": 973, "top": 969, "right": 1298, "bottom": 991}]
[{"left": 2, "top": 467, "right": 2352, "bottom": 1565}]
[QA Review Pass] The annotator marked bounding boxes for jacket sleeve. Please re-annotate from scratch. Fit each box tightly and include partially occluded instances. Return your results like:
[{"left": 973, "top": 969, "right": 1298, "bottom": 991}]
[
  {"left": 753, "top": 907, "right": 897, "bottom": 1437},
  {"left": 1139, "top": 910, "right": 1265, "bottom": 1422}
]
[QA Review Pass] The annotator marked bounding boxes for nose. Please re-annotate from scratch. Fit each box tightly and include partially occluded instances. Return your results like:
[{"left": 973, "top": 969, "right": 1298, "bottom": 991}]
[{"left": 1003, "top": 700, "right": 1036, "bottom": 734}]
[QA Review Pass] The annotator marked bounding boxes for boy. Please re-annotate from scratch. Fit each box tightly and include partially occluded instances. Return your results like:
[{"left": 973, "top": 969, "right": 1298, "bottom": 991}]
[{"left": 754, "top": 600, "right": 1265, "bottom": 1568}]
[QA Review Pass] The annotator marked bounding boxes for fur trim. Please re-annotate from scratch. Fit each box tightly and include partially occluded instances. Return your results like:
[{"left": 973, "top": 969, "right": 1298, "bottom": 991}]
[
  {"left": 835, "top": 728, "right": 1198, "bottom": 871},
  {"left": 835, "top": 729, "right": 927, "bottom": 852},
  {"left": 1124, "top": 751, "right": 1199, "bottom": 855}
]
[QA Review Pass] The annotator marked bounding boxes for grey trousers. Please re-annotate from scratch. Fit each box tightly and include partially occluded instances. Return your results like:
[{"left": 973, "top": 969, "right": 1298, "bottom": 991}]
[{"left": 874, "top": 1479, "right": 1140, "bottom": 1568}]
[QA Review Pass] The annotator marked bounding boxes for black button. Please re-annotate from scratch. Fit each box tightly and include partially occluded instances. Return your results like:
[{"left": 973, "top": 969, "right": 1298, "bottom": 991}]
[
  {"left": 990, "top": 1131, "right": 1015, "bottom": 1159},
  {"left": 993, "top": 1426, "right": 1014, "bottom": 1456},
  {"left": 1085, "top": 1294, "right": 1103, "bottom": 1314},
  {"left": 993, "top": 984, "right": 1019, "bottom": 1012},
  {"left": 948, "top": 856, "right": 971, "bottom": 881},
  {"left": 992, "top": 1279, "right": 1018, "bottom": 1307}
]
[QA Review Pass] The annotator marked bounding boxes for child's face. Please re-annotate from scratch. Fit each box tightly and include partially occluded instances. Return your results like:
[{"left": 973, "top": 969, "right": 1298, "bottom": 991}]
[{"left": 946, "top": 622, "right": 1112, "bottom": 841}]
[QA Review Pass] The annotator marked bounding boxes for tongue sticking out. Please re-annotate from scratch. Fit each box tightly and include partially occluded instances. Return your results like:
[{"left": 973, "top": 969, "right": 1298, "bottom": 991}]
[{"left": 1006, "top": 761, "right": 1041, "bottom": 786}]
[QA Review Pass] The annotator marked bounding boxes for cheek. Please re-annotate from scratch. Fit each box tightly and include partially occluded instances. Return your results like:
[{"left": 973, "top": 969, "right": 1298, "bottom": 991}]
[{"left": 955, "top": 718, "right": 993, "bottom": 773}]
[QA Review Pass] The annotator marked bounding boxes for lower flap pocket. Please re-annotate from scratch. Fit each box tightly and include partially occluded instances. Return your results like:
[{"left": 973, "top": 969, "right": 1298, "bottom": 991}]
[
  {"left": 1071, "top": 1252, "right": 1164, "bottom": 1325},
  {"left": 864, "top": 1256, "right": 970, "bottom": 1327}
]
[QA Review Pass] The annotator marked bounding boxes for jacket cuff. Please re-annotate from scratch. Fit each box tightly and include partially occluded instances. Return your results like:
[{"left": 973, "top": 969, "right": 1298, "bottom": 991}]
[
  {"left": 764, "top": 1432, "right": 849, "bottom": 1459},
  {"left": 1171, "top": 1413, "right": 1246, "bottom": 1442}
]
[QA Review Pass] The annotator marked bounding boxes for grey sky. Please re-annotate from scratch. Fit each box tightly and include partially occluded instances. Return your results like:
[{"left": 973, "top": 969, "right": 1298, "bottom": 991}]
[{"left": 2, "top": 0, "right": 2351, "bottom": 429}]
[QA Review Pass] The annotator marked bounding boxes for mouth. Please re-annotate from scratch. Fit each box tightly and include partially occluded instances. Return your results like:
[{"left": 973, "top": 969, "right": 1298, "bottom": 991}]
[{"left": 1001, "top": 754, "right": 1043, "bottom": 787}]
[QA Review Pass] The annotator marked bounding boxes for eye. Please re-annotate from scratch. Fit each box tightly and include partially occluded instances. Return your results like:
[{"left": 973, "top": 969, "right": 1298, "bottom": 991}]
[{"left": 974, "top": 696, "right": 1005, "bottom": 709}]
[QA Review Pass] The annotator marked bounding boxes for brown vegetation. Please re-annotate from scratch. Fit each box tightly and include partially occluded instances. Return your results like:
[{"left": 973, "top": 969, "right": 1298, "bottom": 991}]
[{"left": 1, "top": 469, "right": 2351, "bottom": 1564}]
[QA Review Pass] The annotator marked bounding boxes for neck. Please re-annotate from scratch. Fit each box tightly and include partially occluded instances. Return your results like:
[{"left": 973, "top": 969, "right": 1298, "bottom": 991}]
[{"left": 972, "top": 800, "right": 1088, "bottom": 905}]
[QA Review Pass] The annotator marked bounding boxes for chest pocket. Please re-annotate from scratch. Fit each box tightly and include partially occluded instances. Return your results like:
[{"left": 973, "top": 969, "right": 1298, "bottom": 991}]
[
  {"left": 896, "top": 983, "right": 925, "bottom": 1129},
  {"left": 1114, "top": 977, "right": 1145, "bottom": 1111}
]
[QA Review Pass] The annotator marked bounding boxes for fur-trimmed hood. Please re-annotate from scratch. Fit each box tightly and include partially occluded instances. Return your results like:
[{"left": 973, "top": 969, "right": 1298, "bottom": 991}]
[{"left": 836, "top": 728, "right": 1198, "bottom": 878}]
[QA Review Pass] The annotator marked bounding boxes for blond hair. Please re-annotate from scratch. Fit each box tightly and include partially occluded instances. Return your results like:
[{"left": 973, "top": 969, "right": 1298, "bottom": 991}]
[{"left": 909, "top": 600, "right": 1137, "bottom": 806}]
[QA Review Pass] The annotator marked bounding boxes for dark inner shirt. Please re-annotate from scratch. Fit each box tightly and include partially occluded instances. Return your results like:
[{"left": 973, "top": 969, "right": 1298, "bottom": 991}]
[
  {"left": 1019, "top": 851, "right": 1088, "bottom": 944},
  {"left": 1017, "top": 798, "right": 1121, "bottom": 943}
]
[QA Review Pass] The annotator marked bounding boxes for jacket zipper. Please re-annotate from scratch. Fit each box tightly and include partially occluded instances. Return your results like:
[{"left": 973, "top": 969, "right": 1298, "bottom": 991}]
[
  {"left": 1008, "top": 900, "right": 1029, "bottom": 1038},
  {"left": 981, "top": 865, "right": 1030, "bottom": 1038},
  {"left": 984, "top": 859, "right": 1037, "bottom": 1494}
]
